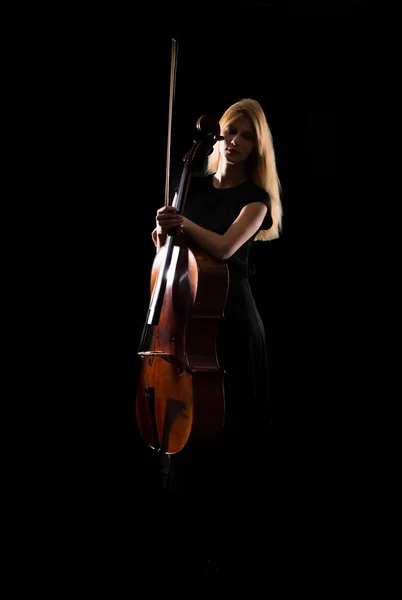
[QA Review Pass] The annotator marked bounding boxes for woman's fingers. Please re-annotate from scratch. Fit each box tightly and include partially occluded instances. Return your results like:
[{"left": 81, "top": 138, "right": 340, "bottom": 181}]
[{"left": 155, "top": 207, "right": 183, "bottom": 234}]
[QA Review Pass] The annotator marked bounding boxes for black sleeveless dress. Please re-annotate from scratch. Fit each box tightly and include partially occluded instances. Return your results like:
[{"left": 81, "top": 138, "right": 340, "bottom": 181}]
[
  {"left": 183, "top": 174, "right": 273, "bottom": 438},
  {"left": 140, "top": 174, "right": 274, "bottom": 576}
]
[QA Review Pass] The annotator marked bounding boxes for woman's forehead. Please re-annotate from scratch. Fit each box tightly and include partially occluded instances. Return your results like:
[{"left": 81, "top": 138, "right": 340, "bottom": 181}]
[{"left": 227, "top": 115, "right": 254, "bottom": 131}]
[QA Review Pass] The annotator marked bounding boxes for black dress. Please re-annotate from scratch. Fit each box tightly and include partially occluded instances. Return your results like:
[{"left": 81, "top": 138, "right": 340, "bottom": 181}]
[
  {"left": 173, "top": 176, "right": 272, "bottom": 501},
  {"left": 139, "top": 174, "right": 274, "bottom": 577},
  {"left": 183, "top": 174, "right": 273, "bottom": 437}
]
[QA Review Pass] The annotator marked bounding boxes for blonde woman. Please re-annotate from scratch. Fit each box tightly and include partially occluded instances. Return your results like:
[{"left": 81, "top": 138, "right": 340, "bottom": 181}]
[{"left": 151, "top": 97, "right": 282, "bottom": 575}]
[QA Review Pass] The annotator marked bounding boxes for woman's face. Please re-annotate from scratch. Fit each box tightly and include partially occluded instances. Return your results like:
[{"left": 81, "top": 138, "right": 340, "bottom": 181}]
[{"left": 219, "top": 116, "right": 256, "bottom": 166}]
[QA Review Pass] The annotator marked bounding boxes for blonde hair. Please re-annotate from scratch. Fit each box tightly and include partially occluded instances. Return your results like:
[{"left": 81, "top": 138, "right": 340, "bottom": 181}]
[{"left": 206, "top": 98, "right": 283, "bottom": 241}]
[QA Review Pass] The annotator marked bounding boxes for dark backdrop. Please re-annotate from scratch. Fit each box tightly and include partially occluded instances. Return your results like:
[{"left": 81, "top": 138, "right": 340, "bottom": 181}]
[
  {"left": 43, "top": 1, "right": 372, "bottom": 585},
  {"left": 77, "top": 3, "right": 369, "bottom": 471}
]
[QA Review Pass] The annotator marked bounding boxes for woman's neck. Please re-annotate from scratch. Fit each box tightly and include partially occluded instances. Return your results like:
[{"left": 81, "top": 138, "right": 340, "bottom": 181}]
[{"left": 213, "top": 165, "right": 248, "bottom": 189}]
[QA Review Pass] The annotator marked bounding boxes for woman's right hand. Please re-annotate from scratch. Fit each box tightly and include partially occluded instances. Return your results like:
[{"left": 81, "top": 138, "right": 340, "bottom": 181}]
[{"left": 155, "top": 205, "right": 184, "bottom": 234}]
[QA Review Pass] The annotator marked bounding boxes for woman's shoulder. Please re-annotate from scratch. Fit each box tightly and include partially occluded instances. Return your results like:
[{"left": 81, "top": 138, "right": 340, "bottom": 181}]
[{"left": 244, "top": 180, "right": 270, "bottom": 206}]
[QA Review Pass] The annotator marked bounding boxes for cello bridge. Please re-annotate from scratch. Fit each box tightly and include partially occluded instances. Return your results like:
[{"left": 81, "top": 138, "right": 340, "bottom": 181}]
[{"left": 137, "top": 351, "right": 192, "bottom": 374}]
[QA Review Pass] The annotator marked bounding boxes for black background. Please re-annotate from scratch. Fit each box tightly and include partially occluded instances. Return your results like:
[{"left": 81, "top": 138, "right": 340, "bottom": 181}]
[
  {"left": 29, "top": 0, "right": 376, "bottom": 587},
  {"left": 56, "top": 2, "right": 371, "bottom": 498},
  {"left": 76, "top": 2, "right": 370, "bottom": 475}
]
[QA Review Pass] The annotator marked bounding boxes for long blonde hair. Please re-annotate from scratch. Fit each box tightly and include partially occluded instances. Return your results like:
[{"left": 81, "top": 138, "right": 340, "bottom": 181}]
[{"left": 206, "top": 98, "right": 283, "bottom": 241}]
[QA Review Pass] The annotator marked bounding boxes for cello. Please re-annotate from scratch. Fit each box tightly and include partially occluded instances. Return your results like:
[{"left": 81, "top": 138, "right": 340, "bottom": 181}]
[{"left": 135, "top": 39, "right": 229, "bottom": 456}]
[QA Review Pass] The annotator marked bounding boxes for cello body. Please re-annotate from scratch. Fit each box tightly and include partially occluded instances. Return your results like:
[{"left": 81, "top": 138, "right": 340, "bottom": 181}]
[{"left": 136, "top": 238, "right": 229, "bottom": 454}]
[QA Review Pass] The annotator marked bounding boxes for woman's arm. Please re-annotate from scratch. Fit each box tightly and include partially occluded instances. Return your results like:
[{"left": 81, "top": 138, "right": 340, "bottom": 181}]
[{"left": 181, "top": 202, "right": 268, "bottom": 260}]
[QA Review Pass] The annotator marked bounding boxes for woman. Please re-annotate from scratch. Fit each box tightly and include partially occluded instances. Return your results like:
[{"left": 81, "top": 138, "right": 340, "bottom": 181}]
[{"left": 149, "top": 97, "right": 282, "bottom": 575}]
